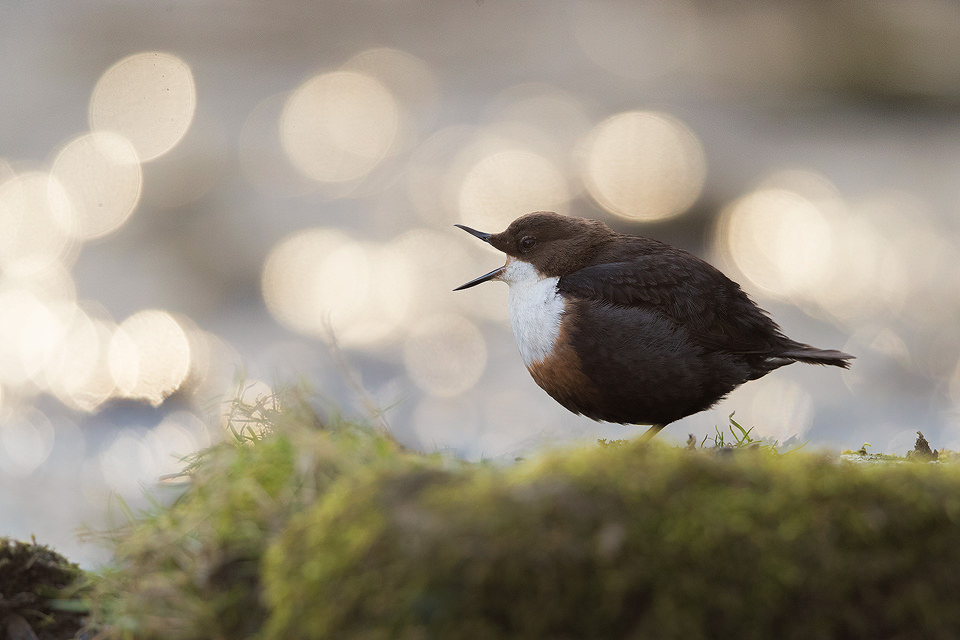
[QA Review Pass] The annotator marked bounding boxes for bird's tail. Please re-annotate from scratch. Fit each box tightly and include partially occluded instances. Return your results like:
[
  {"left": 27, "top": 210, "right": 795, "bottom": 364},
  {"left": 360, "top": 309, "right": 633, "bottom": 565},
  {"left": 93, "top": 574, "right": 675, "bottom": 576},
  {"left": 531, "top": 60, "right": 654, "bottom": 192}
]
[{"left": 781, "top": 344, "right": 854, "bottom": 369}]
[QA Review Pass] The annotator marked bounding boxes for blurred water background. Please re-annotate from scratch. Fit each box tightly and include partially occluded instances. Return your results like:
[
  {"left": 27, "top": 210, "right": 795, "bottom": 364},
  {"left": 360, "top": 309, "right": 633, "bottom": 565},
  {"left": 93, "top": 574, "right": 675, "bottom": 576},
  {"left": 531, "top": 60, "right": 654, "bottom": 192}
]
[{"left": 3, "top": 1, "right": 960, "bottom": 565}]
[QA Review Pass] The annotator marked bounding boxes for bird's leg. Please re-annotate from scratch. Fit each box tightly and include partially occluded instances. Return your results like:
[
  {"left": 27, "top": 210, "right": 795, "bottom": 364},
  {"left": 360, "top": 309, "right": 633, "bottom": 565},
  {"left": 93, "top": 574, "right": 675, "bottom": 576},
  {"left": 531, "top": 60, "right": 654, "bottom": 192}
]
[{"left": 637, "top": 424, "right": 665, "bottom": 444}]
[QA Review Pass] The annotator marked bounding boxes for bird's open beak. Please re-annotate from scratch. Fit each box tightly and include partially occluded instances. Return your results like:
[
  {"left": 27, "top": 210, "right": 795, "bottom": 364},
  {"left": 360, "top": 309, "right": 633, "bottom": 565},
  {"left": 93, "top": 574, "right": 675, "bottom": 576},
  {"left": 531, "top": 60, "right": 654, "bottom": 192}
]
[
  {"left": 454, "top": 224, "right": 491, "bottom": 242},
  {"left": 453, "top": 224, "right": 505, "bottom": 291},
  {"left": 454, "top": 265, "right": 506, "bottom": 291}
]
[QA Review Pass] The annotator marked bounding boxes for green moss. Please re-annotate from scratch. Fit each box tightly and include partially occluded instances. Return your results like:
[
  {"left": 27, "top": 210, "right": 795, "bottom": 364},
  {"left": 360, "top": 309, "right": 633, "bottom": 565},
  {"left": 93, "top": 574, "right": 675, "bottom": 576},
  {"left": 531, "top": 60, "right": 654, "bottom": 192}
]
[
  {"left": 843, "top": 431, "right": 956, "bottom": 465},
  {"left": 263, "top": 441, "right": 960, "bottom": 640},
  {"left": 90, "top": 387, "right": 960, "bottom": 639},
  {"left": 88, "top": 387, "right": 418, "bottom": 640},
  {"left": 0, "top": 537, "right": 89, "bottom": 640}
]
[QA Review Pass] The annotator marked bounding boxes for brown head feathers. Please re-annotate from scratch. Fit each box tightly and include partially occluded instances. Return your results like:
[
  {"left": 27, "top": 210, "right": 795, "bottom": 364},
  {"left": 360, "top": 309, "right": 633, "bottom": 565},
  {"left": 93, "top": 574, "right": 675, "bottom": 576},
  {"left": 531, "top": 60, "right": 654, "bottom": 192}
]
[{"left": 485, "top": 212, "right": 618, "bottom": 278}]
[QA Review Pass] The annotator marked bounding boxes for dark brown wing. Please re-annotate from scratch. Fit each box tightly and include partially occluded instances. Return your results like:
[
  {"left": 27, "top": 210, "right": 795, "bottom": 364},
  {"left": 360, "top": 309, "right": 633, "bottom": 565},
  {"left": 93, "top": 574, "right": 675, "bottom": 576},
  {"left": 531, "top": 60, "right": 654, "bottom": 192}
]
[{"left": 556, "top": 246, "right": 791, "bottom": 356}]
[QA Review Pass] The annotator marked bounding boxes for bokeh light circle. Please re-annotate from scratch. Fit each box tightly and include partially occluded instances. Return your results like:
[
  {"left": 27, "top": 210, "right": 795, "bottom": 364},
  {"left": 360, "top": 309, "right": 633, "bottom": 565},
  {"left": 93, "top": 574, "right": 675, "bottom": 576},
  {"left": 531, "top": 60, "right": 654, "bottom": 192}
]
[
  {"left": 262, "top": 229, "right": 370, "bottom": 341},
  {"left": 90, "top": 51, "right": 196, "bottom": 162},
  {"left": 239, "top": 93, "right": 318, "bottom": 197},
  {"left": 581, "top": 111, "right": 705, "bottom": 221},
  {"left": 262, "top": 233, "right": 415, "bottom": 347},
  {"left": 150, "top": 411, "right": 213, "bottom": 476},
  {"left": 280, "top": 71, "right": 399, "bottom": 183},
  {"left": 99, "top": 429, "right": 156, "bottom": 495},
  {"left": 403, "top": 314, "right": 487, "bottom": 397},
  {"left": 45, "top": 309, "right": 116, "bottom": 413},
  {"left": 342, "top": 47, "right": 440, "bottom": 141},
  {"left": 51, "top": 131, "right": 142, "bottom": 240},
  {"left": 0, "top": 172, "right": 75, "bottom": 274},
  {"left": 459, "top": 148, "right": 569, "bottom": 231},
  {"left": 0, "top": 409, "right": 55, "bottom": 477},
  {"left": 0, "top": 288, "right": 75, "bottom": 391},
  {"left": 716, "top": 188, "right": 834, "bottom": 298},
  {"left": 343, "top": 242, "right": 416, "bottom": 346},
  {"left": 746, "top": 377, "right": 814, "bottom": 443},
  {"left": 108, "top": 310, "right": 192, "bottom": 406},
  {"left": 486, "top": 83, "right": 592, "bottom": 154}
]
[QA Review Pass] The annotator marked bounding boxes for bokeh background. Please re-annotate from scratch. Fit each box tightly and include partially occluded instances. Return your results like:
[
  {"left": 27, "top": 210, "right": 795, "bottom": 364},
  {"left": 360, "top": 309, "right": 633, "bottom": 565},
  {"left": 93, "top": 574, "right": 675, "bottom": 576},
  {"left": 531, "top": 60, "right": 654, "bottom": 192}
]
[{"left": 3, "top": 1, "right": 960, "bottom": 565}]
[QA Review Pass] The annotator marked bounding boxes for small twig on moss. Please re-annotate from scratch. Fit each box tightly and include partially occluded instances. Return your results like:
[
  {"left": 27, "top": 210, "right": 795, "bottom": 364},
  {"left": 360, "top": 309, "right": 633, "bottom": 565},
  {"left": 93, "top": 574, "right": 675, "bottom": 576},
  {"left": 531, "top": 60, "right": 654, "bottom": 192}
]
[{"left": 906, "top": 431, "right": 938, "bottom": 462}]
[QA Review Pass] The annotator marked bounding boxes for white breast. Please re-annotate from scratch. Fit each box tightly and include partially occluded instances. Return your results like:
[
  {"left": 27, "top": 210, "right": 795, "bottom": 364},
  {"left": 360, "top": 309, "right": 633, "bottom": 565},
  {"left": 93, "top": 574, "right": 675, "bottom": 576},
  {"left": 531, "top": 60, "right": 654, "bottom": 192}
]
[{"left": 501, "top": 259, "right": 565, "bottom": 367}]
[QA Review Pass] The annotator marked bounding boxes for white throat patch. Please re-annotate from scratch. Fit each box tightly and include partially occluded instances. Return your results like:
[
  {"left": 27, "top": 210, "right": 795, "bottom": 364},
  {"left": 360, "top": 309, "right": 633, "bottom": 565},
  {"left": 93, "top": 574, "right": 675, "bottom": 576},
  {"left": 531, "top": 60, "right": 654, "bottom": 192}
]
[{"left": 501, "top": 259, "right": 564, "bottom": 367}]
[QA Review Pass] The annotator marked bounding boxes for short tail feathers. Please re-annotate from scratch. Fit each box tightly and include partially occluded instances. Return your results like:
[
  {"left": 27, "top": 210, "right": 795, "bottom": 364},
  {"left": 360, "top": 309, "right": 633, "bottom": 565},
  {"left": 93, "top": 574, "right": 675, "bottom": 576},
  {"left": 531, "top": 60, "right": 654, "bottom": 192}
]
[{"left": 780, "top": 345, "right": 854, "bottom": 369}]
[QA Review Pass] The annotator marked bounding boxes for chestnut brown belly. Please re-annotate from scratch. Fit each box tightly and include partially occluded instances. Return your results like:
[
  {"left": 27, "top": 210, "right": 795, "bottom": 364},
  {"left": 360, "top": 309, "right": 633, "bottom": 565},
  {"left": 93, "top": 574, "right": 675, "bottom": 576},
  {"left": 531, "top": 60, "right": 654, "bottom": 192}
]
[{"left": 527, "top": 302, "right": 757, "bottom": 426}]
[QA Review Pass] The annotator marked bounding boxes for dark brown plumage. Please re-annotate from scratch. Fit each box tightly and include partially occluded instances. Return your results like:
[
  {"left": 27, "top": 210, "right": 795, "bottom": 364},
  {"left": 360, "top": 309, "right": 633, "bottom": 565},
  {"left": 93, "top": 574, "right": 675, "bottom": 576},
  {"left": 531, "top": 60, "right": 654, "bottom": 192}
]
[{"left": 455, "top": 212, "right": 853, "bottom": 440}]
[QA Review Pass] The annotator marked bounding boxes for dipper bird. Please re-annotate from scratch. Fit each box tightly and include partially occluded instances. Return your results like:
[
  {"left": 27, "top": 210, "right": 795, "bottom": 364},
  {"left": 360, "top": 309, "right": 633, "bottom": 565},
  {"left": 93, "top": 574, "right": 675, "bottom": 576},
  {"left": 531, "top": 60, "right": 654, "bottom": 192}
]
[{"left": 454, "top": 212, "right": 853, "bottom": 442}]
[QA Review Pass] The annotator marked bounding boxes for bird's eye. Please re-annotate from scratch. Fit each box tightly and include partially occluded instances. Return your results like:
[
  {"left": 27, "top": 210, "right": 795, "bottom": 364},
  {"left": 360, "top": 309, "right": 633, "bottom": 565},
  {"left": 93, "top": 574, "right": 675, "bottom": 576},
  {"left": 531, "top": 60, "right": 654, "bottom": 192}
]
[{"left": 519, "top": 236, "right": 536, "bottom": 251}]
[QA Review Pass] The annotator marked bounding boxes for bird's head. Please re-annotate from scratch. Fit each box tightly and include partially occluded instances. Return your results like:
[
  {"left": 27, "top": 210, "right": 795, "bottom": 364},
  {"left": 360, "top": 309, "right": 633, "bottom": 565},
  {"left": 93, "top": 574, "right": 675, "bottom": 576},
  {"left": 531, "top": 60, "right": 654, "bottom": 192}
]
[{"left": 454, "top": 212, "right": 615, "bottom": 290}]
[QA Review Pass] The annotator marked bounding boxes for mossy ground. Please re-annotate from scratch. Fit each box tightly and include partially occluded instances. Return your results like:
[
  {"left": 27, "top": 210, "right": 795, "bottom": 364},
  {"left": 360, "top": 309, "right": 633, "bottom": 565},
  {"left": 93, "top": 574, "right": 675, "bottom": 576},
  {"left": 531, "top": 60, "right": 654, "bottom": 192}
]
[
  {"left": 80, "top": 389, "right": 960, "bottom": 639},
  {"left": 85, "top": 386, "right": 420, "bottom": 639},
  {"left": 0, "top": 537, "right": 89, "bottom": 640},
  {"left": 264, "top": 435, "right": 960, "bottom": 640}
]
